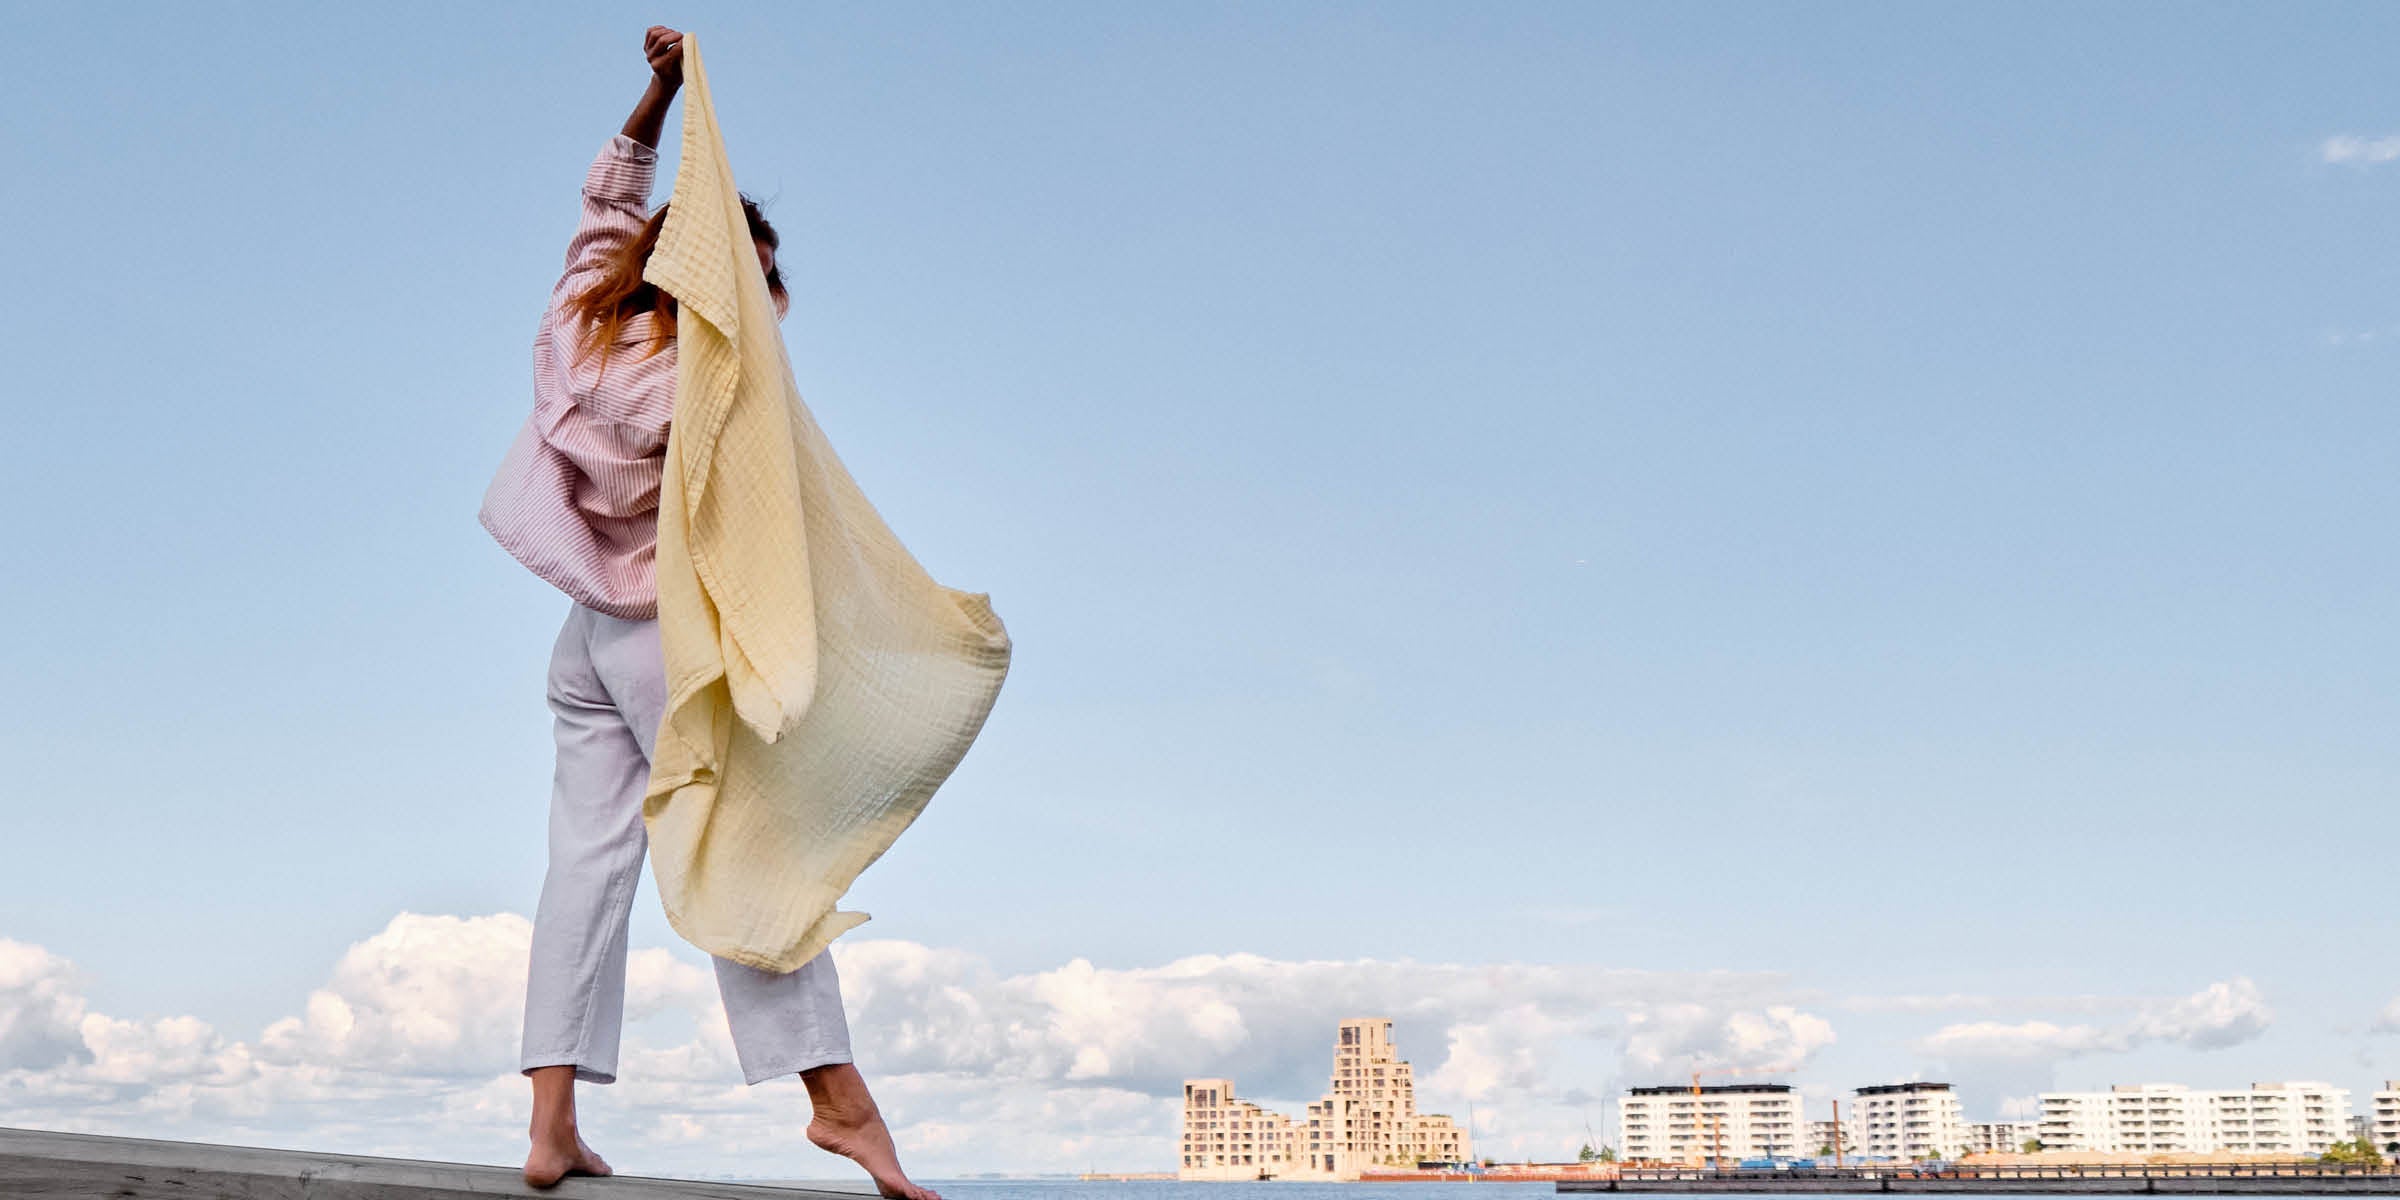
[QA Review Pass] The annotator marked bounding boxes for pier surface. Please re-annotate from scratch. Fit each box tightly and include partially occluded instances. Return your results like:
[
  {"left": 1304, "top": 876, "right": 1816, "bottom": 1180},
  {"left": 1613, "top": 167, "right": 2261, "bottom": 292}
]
[
  {"left": 0, "top": 1124, "right": 867, "bottom": 1199},
  {"left": 1560, "top": 1166, "right": 2400, "bottom": 1194}
]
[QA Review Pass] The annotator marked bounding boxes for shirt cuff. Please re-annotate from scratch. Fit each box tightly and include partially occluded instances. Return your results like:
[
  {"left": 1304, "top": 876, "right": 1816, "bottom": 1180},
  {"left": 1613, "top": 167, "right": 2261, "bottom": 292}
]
[{"left": 585, "top": 134, "right": 658, "bottom": 203}]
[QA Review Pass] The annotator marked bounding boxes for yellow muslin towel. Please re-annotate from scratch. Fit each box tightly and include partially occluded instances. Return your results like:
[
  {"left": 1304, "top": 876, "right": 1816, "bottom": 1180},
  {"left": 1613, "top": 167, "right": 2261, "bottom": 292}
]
[{"left": 638, "top": 34, "right": 1012, "bottom": 973}]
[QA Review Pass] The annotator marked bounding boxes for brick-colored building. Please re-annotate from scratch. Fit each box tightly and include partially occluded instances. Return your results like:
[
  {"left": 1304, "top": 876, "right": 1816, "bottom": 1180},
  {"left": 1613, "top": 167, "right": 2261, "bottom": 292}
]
[{"left": 1180, "top": 1017, "right": 1470, "bottom": 1180}]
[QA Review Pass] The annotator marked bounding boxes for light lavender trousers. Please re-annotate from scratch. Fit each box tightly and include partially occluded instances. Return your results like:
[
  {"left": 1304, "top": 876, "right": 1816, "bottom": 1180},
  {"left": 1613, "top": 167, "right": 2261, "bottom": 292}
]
[{"left": 521, "top": 600, "right": 853, "bottom": 1086}]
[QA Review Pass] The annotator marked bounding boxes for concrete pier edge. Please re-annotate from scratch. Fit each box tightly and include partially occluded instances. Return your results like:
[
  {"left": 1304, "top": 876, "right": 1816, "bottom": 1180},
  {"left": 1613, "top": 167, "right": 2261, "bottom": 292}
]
[{"left": 0, "top": 1124, "right": 869, "bottom": 1198}]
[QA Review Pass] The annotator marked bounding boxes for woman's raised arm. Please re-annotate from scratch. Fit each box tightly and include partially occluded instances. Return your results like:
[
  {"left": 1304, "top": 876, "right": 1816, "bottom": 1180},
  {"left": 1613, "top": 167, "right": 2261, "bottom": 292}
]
[
  {"left": 553, "top": 28, "right": 685, "bottom": 291},
  {"left": 620, "top": 26, "right": 682, "bottom": 150}
]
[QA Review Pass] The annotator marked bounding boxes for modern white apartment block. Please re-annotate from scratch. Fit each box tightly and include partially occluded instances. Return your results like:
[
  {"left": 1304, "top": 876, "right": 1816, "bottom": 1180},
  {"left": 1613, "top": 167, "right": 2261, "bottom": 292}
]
[
  {"left": 2036, "top": 1082, "right": 2351, "bottom": 1156},
  {"left": 2038, "top": 1085, "right": 2210, "bottom": 1154},
  {"left": 1854, "top": 1083, "right": 1967, "bottom": 1159},
  {"left": 1617, "top": 1084, "right": 1807, "bottom": 1163},
  {"left": 2372, "top": 1082, "right": 2399, "bottom": 1154},
  {"left": 1808, "top": 1118, "right": 1855, "bottom": 1156},
  {"left": 1180, "top": 1018, "right": 1468, "bottom": 1181},
  {"left": 1965, "top": 1121, "right": 2039, "bottom": 1155},
  {"left": 2210, "top": 1082, "right": 2348, "bottom": 1155}
]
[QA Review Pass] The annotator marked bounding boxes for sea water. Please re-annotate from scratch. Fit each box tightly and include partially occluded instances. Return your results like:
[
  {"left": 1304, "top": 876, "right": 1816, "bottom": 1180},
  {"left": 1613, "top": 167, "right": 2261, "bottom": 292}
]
[{"left": 762, "top": 1180, "right": 2156, "bottom": 1199}]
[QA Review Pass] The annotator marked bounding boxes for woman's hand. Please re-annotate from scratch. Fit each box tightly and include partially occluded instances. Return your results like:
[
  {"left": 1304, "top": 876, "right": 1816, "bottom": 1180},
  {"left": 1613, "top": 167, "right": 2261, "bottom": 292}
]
[
  {"left": 622, "top": 26, "right": 682, "bottom": 148},
  {"left": 644, "top": 25, "right": 683, "bottom": 91}
]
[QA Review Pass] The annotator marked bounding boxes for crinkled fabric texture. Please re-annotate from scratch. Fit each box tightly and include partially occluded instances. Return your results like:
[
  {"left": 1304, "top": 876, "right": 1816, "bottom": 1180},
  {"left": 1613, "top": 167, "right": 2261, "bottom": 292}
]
[{"left": 639, "top": 34, "right": 1012, "bottom": 973}]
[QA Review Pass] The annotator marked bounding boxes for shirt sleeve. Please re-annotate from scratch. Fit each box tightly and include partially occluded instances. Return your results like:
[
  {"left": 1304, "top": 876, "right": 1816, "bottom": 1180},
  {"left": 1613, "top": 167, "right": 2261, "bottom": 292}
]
[
  {"left": 557, "top": 134, "right": 660, "bottom": 294},
  {"left": 541, "top": 135, "right": 677, "bottom": 441}
]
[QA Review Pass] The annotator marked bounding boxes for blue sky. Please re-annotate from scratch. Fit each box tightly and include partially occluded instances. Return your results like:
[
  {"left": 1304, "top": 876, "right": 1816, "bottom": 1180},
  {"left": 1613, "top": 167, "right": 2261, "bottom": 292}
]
[{"left": 1, "top": 0, "right": 2394, "bottom": 1178}]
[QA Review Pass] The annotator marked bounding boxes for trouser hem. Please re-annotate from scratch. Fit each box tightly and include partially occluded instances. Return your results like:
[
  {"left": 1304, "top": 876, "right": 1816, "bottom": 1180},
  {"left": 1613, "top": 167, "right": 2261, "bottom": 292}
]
[
  {"left": 742, "top": 1047, "right": 854, "bottom": 1086},
  {"left": 521, "top": 1055, "right": 618, "bottom": 1086}
]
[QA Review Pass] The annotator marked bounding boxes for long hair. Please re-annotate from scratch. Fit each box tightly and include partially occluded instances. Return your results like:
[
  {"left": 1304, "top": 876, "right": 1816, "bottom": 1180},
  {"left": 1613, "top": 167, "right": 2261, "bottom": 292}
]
[{"left": 566, "top": 195, "right": 787, "bottom": 365}]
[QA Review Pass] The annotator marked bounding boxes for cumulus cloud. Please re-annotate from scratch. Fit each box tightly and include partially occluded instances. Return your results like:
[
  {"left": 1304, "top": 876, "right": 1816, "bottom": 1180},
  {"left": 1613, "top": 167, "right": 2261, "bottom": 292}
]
[
  {"left": 1915, "top": 978, "right": 2270, "bottom": 1062},
  {"left": 1910, "top": 979, "right": 2273, "bottom": 1117},
  {"left": 1917, "top": 1019, "right": 2115, "bottom": 1060},
  {"left": 0, "top": 913, "right": 744, "bottom": 1169},
  {"left": 1622, "top": 1004, "right": 1836, "bottom": 1077},
  {"left": 0, "top": 914, "right": 1845, "bottom": 1176},
  {"left": 255, "top": 913, "right": 534, "bottom": 1076},
  {"left": 0, "top": 939, "right": 91, "bottom": 1071},
  {"left": 2129, "top": 979, "right": 2272, "bottom": 1050},
  {"left": 2373, "top": 994, "right": 2400, "bottom": 1035},
  {"left": 6, "top": 915, "right": 2336, "bottom": 1177},
  {"left": 846, "top": 950, "right": 1829, "bottom": 1163},
  {"left": 2322, "top": 134, "right": 2400, "bottom": 166}
]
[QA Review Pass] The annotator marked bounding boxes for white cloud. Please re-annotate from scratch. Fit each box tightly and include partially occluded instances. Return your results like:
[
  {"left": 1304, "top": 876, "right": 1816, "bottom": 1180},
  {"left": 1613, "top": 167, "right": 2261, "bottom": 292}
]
[
  {"left": 2372, "top": 995, "right": 2400, "bottom": 1036},
  {"left": 256, "top": 913, "right": 533, "bottom": 1076},
  {"left": 2129, "top": 979, "right": 2272, "bottom": 1051},
  {"left": 0, "top": 938, "right": 91, "bottom": 1071},
  {"left": 838, "top": 942, "right": 1820, "bottom": 1106},
  {"left": 1917, "top": 1019, "right": 2115, "bottom": 1060},
  {"left": 13, "top": 924, "right": 2326, "bottom": 1173},
  {"left": 1909, "top": 978, "right": 2275, "bottom": 1113},
  {"left": 1916, "top": 978, "right": 2270, "bottom": 1062},
  {"left": 0, "top": 914, "right": 1846, "bottom": 1176},
  {"left": 2, "top": 918, "right": 2339, "bottom": 1177},
  {"left": 2322, "top": 134, "right": 2400, "bottom": 166},
  {"left": 1622, "top": 1004, "right": 1837, "bottom": 1077}
]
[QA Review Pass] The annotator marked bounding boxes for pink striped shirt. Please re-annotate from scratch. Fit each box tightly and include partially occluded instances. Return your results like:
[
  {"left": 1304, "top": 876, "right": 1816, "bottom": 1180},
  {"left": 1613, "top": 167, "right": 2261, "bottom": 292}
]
[{"left": 479, "top": 135, "right": 681, "bottom": 620}]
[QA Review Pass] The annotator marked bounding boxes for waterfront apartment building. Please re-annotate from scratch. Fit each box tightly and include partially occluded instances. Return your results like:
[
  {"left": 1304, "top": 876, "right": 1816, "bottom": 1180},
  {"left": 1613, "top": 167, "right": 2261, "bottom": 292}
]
[
  {"left": 2036, "top": 1082, "right": 2351, "bottom": 1156},
  {"left": 2038, "top": 1085, "right": 2209, "bottom": 1154},
  {"left": 1179, "top": 1079, "right": 1299, "bottom": 1179},
  {"left": 1180, "top": 1017, "right": 1469, "bottom": 1181},
  {"left": 2373, "top": 1083, "right": 2399, "bottom": 1154},
  {"left": 1808, "top": 1118, "right": 1855, "bottom": 1157},
  {"left": 2211, "top": 1082, "right": 2348, "bottom": 1155},
  {"left": 1965, "top": 1121, "right": 2038, "bottom": 1155},
  {"left": 1618, "top": 1084, "right": 1806, "bottom": 1163},
  {"left": 1854, "top": 1083, "right": 1967, "bottom": 1159}
]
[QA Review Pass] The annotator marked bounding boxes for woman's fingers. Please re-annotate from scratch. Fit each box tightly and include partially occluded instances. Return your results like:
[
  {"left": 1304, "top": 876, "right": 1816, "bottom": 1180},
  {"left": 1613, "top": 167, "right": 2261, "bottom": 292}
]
[
  {"left": 642, "top": 24, "right": 683, "bottom": 86},
  {"left": 647, "top": 29, "right": 682, "bottom": 69}
]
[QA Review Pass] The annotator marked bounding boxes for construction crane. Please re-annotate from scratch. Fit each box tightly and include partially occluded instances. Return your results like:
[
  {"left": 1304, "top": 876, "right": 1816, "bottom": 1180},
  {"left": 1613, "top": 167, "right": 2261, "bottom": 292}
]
[{"left": 1687, "top": 1070, "right": 1732, "bottom": 1170}]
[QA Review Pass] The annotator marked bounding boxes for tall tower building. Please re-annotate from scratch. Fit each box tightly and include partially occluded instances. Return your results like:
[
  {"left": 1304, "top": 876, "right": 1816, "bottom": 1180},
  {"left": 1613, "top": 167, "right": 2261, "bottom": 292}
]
[{"left": 1180, "top": 1017, "right": 1470, "bottom": 1180}]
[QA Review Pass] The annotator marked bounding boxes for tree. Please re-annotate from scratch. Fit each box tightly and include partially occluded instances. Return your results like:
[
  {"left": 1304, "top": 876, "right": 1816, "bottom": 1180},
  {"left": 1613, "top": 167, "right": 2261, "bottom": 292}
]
[
  {"left": 2321, "top": 1138, "right": 2386, "bottom": 1168},
  {"left": 2021, "top": 1139, "right": 2044, "bottom": 1154},
  {"left": 1600, "top": 1146, "right": 1617, "bottom": 1163},
  {"left": 1578, "top": 1144, "right": 1598, "bottom": 1163}
]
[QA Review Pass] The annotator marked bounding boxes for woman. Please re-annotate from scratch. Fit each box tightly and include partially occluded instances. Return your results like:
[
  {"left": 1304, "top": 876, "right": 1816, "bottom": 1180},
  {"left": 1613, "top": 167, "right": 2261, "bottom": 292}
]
[{"left": 478, "top": 26, "right": 938, "bottom": 1200}]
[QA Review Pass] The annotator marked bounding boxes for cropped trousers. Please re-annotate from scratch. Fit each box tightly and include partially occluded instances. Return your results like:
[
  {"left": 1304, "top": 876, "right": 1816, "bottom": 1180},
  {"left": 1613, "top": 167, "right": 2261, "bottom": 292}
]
[{"left": 520, "top": 599, "right": 853, "bottom": 1086}]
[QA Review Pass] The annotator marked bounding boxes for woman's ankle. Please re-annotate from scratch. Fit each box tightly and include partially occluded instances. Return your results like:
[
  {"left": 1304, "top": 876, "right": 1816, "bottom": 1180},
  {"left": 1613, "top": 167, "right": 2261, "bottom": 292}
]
[
  {"left": 527, "top": 1064, "right": 581, "bottom": 1134},
  {"left": 801, "top": 1061, "right": 880, "bottom": 1120}
]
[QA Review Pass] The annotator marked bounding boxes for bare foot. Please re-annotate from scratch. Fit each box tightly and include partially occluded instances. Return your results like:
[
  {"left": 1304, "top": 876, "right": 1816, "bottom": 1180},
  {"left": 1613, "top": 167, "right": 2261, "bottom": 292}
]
[
  {"left": 523, "top": 1065, "right": 612, "bottom": 1189},
  {"left": 804, "top": 1062, "right": 939, "bottom": 1200},
  {"left": 523, "top": 1123, "right": 613, "bottom": 1188}
]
